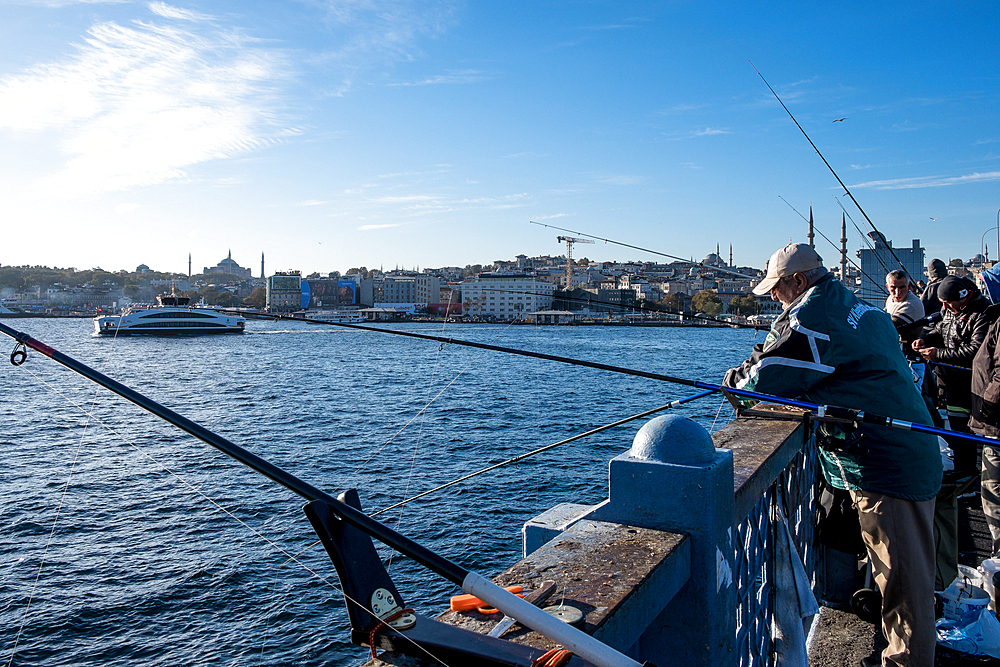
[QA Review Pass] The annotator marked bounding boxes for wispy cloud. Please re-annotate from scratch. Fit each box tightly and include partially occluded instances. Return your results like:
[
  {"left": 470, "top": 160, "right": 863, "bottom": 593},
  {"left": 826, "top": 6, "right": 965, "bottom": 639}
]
[
  {"left": 0, "top": 10, "right": 289, "bottom": 197},
  {"left": 358, "top": 222, "right": 409, "bottom": 230},
  {"left": 312, "top": 0, "right": 458, "bottom": 89},
  {"left": 664, "top": 126, "right": 731, "bottom": 140},
  {"left": 851, "top": 171, "right": 1000, "bottom": 190},
  {"left": 533, "top": 213, "right": 569, "bottom": 220},
  {"left": 389, "top": 69, "right": 486, "bottom": 86},
  {"left": 148, "top": 2, "right": 212, "bottom": 21},
  {"left": 295, "top": 200, "right": 329, "bottom": 207}
]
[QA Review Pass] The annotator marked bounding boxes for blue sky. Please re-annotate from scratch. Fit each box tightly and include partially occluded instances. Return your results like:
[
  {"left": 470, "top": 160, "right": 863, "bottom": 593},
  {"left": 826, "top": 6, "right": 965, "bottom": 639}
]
[{"left": 1, "top": 1, "right": 997, "bottom": 276}]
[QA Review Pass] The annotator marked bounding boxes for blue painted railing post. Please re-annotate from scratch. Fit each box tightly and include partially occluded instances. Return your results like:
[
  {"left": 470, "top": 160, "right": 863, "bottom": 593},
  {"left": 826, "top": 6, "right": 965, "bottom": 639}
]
[{"left": 588, "top": 414, "right": 736, "bottom": 666}]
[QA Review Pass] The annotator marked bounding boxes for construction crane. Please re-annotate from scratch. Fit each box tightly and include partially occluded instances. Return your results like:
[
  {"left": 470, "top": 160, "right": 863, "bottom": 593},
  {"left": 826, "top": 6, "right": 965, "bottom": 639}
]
[{"left": 557, "top": 235, "right": 594, "bottom": 290}]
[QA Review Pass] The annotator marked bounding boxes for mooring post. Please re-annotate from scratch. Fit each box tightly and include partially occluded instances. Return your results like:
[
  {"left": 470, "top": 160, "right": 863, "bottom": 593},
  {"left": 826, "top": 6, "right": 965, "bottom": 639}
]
[{"left": 588, "top": 415, "right": 736, "bottom": 666}]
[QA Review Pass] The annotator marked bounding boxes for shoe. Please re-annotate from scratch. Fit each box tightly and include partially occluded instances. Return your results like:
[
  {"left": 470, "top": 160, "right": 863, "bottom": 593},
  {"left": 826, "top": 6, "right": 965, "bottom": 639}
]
[{"left": 859, "top": 656, "right": 881, "bottom": 667}]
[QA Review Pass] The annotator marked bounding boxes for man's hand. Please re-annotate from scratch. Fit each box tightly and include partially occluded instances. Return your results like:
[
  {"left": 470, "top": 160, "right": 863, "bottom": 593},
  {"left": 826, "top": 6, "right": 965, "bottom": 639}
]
[
  {"left": 918, "top": 346, "right": 939, "bottom": 362},
  {"left": 912, "top": 338, "right": 926, "bottom": 350}
]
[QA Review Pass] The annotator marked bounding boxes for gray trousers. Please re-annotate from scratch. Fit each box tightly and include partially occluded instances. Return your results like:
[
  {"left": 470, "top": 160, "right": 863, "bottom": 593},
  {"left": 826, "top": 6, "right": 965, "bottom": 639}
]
[
  {"left": 982, "top": 444, "right": 1000, "bottom": 555},
  {"left": 851, "top": 491, "right": 937, "bottom": 667}
]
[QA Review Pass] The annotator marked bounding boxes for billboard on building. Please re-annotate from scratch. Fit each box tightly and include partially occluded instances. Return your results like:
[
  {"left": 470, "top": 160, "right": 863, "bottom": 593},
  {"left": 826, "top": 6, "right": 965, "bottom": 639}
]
[
  {"left": 304, "top": 279, "right": 358, "bottom": 308},
  {"left": 300, "top": 281, "right": 311, "bottom": 310},
  {"left": 270, "top": 275, "right": 300, "bottom": 291}
]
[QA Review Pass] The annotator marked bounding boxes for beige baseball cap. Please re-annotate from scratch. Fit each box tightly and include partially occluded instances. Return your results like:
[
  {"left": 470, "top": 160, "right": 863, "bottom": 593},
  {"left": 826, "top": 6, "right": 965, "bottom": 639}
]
[{"left": 752, "top": 243, "right": 826, "bottom": 296}]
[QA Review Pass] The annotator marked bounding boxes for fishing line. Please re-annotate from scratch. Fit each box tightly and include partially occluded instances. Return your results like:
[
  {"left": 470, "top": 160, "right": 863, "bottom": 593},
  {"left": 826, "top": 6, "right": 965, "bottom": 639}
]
[
  {"left": 3, "top": 325, "right": 645, "bottom": 667},
  {"left": 387, "top": 292, "right": 488, "bottom": 575},
  {"left": 529, "top": 220, "right": 757, "bottom": 280},
  {"left": 344, "top": 320, "right": 524, "bottom": 489},
  {"left": 7, "top": 359, "right": 455, "bottom": 667},
  {"left": 6, "top": 314, "right": 129, "bottom": 667},
  {"left": 776, "top": 197, "right": 888, "bottom": 297},
  {"left": 750, "top": 61, "right": 917, "bottom": 284},
  {"left": 833, "top": 197, "right": 899, "bottom": 282},
  {"left": 369, "top": 390, "right": 714, "bottom": 517}
]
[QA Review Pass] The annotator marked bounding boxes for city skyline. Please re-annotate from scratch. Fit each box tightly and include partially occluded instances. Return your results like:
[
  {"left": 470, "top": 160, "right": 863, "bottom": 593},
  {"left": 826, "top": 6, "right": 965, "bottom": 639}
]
[{"left": 1, "top": 2, "right": 997, "bottom": 276}]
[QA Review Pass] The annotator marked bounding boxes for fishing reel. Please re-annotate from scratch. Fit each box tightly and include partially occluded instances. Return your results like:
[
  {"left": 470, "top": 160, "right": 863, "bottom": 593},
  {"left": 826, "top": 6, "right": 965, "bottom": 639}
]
[
  {"left": 10, "top": 342, "right": 27, "bottom": 366},
  {"left": 817, "top": 430, "right": 869, "bottom": 456}
]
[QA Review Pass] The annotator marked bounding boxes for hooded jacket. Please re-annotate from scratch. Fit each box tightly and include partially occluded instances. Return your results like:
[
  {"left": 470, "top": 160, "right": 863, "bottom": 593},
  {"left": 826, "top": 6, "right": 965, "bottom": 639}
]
[
  {"left": 920, "top": 290, "right": 999, "bottom": 410},
  {"left": 724, "top": 273, "right": 942, "bottom": 501}
]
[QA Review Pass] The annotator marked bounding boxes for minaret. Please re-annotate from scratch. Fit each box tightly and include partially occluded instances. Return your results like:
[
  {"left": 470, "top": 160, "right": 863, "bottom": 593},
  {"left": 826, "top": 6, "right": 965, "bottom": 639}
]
[
  {"left": 261, "top": 253, "right": 265, "bottom": 279},
  {"left": 729, "top": 244, "right": 733, "bottom": 267},
  {"left": 840, "top": 213, "right": 848, "bottom": 282},
  {"left": 808, "top": 206, "right": 815, "bottom": 248},
  {"left": 188, "top": 253, "right": 191, "bottom": 278}
]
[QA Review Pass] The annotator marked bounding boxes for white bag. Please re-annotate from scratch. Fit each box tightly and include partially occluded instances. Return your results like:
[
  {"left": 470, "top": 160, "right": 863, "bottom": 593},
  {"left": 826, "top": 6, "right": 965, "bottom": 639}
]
[{"left": 937, "top": 607, "right": 1000, "bottom": 658}]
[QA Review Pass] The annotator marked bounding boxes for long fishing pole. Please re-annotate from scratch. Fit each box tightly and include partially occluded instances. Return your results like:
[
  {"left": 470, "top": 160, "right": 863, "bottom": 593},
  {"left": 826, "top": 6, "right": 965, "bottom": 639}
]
[
  {"left": 6, "top": 317, "right": 996, "bottom": 450},
  {"left": 370, "top": 390, "right": 715, "bottom": 517},
  {"left": 777, "top": 196, "right": 888, "bottom": 297},
  {"left": 750, "top": 62, "right": 916, "bottom": 284},
  {"left": 832, "top": 196, "right": 900, "bottom": 282},
  {"left": 0, "top": 322, "right": 643, "bottom": 667},
  {"left": 528, "top": 220, "right": 757, "bottom": 280}
]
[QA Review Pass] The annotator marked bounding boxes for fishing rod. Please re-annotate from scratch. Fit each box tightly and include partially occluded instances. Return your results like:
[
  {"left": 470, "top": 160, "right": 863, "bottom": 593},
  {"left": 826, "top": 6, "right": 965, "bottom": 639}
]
[
  {"left": 750, "top": 62, "right": 917, "bottom": 285},
  {"left": 0, "top": 322, "right": 646, "bottom": 667},
  {"left": 14, "top": 310, "right": 997, "bottom": 450},
  {"left": 777, "top": 197, "right": 888, "bottom": 297},
  {"left": 832, "top": 196, "right": 900, "bottom": 282},
  {"left": 528, "top": 221, "right": 758, "bottom": 280}
]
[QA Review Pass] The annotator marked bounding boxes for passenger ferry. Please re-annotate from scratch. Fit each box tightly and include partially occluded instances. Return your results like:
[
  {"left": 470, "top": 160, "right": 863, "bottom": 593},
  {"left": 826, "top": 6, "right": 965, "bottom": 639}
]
[{"left": 93, "top": 291, "right": 245, "bottom": 335}]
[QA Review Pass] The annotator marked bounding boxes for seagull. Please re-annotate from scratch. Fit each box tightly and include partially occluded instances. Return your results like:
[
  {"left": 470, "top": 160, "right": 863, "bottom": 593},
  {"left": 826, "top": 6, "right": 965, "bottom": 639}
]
[
  {"left": 930, "top": 217, "right": 938, "bottom": 221},
  {"left": 833, "top": 117, "right": 847, "bottom": 123}
]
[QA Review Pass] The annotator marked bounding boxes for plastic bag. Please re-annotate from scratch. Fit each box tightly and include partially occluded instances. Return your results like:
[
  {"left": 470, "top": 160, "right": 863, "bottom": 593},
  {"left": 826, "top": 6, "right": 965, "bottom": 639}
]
[{"left": 937, "top": 607, "right": 1000, "bottom": 658}]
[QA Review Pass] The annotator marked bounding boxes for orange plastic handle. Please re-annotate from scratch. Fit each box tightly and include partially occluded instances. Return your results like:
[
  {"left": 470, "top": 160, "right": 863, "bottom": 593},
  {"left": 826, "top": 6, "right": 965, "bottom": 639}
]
[{"left": 450, "top": 586, "right": 523, "bottom": 611}]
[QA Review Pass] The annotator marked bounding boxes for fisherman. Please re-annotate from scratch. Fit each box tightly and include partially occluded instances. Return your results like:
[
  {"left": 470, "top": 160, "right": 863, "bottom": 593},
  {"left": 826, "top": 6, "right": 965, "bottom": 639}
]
[
  {"left": 884, "top": 269, "right": 964, "bottom": 589},
  {"left": 913, "top": 275, "right": 999, "bottom": 476},
  {"left": 921, "top": 258, "right": 948, "bottom": 317},
  {"left": 885, "top": 269, "right": 924, "bottom": 326},
  {"left": 724, "top": 243, "right": 941, "bottom": 667},
  {"left": 885, "top": 269, "right": 925, "bottom": 358},
  {"left": 969, "top": 314, "right": 1000, "bottom": 556}
]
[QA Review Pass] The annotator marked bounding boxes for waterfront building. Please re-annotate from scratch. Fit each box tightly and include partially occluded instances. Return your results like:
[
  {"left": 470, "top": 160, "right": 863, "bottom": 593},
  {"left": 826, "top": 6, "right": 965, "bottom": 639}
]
[
  {"left": 856, "top": 233, "right": 925, "bottom": 302},
  {"left": 461, "top": 273, "right": 554, "bottom": 320},
  {"left": 266, "top": 272, "right": 302, "bottom": 312}
]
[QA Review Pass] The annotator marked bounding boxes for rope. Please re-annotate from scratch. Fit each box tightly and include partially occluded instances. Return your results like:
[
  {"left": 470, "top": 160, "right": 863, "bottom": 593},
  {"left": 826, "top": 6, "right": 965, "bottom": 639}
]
[{"left": 369, "top": 607, "right": 416, "bottom": 660}]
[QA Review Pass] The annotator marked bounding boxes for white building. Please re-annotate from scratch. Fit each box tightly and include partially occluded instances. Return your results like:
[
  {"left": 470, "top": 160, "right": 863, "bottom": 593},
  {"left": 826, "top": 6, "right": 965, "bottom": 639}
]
[{"left": 461, "top": 274, "right": 555, "bottom": 319}]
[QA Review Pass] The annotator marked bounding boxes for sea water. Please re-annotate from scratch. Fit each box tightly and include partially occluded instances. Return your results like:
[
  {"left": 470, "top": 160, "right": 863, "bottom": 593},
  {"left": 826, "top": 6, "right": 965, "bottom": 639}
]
[{"left": 0, "top": 319, "right": 757, "bottom": 666}]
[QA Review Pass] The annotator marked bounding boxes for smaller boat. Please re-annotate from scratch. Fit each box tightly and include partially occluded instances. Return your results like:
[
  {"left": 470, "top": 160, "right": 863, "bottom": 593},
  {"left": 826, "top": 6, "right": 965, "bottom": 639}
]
[
  {"left": 306, "top": 310, "right": 365, "bottom": 323},
  {"left": 93, "top": 290, "right": 245, "bottom": 335}
]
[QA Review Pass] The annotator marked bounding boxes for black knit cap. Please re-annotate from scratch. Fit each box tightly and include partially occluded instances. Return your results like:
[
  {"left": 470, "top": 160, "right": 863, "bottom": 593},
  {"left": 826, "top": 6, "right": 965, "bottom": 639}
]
[
  {"left": 937, "top": 275, "right": 975, "bottom": 302},
  {"left": 927, "top": 259, "right": 948, "bottom": 280}
]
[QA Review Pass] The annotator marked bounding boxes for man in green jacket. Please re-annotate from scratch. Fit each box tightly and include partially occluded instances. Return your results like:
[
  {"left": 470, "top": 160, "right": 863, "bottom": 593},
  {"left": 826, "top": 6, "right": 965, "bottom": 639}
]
[{"left": 725, "top": 243, "right": 942, "bottom": 667}]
